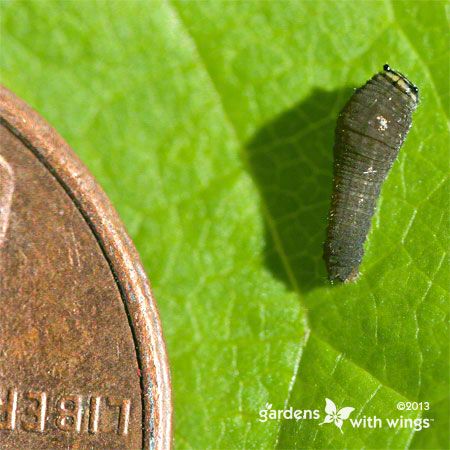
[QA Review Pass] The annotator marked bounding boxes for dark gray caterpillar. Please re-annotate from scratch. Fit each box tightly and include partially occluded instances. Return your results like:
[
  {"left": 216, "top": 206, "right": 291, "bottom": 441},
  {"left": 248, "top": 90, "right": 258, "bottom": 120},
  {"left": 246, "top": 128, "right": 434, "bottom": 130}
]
[{"left": 324, "top": 64, "right": 419, "bottom": 283}]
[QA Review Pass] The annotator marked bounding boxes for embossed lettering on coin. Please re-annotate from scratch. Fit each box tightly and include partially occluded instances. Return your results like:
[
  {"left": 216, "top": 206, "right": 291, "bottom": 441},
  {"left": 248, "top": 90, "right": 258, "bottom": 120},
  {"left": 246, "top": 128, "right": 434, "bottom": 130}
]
[{"left": 0, "top": 388, "right": 131, "bottom": 435}]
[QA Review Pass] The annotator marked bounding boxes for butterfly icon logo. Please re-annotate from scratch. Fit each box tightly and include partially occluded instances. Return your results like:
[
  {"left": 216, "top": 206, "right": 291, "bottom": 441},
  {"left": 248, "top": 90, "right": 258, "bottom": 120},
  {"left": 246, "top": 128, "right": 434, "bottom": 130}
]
[{"left": 319, "top": 398, "right": 354, "bottom": 433}]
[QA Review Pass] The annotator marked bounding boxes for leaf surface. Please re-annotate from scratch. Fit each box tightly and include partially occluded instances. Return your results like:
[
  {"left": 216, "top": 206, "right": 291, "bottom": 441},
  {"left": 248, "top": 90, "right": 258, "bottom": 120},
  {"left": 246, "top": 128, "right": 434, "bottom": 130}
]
[{"left": 1, "top": 1, "right": 448, "bottom": 448}]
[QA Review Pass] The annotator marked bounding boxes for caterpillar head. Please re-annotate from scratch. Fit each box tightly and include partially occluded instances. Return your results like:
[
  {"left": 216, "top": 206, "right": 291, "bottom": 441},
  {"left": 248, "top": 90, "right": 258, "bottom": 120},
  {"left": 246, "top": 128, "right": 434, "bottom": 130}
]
[{"left": 383, "top": 64, "right": 419, "bottom": 104}]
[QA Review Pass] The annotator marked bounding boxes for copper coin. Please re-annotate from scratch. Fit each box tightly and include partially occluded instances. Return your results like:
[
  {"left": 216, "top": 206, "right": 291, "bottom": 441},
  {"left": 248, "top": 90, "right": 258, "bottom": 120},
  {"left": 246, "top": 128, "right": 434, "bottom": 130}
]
[{"left": 0, "top": 86, "right": 172, "bottom": 449}]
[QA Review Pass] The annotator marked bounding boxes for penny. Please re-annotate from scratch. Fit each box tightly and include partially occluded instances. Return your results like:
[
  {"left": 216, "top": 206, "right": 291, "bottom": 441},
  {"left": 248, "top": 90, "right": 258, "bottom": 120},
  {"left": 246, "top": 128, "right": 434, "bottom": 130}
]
[{"left": 0, "top": 87, "right": 172, "bottom": 449}]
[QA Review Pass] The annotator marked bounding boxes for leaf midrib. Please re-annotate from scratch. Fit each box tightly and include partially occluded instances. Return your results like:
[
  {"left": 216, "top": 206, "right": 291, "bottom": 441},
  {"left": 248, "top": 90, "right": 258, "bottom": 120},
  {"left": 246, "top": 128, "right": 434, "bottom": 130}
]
[{"left": 166, "top": 3, "right": 310, "bottom": 446}]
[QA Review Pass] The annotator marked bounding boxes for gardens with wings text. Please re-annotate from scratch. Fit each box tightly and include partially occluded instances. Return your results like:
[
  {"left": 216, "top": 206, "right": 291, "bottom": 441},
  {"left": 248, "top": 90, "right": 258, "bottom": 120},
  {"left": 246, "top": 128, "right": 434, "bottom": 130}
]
[{"left": 258, "top": 398, "right": 433, "bottom": 433}]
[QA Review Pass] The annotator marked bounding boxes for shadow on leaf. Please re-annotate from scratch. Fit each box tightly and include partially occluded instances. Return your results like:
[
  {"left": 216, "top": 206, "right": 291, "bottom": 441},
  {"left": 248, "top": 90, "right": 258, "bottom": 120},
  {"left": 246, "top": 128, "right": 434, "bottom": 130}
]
[{"left": 245, "top": 87, "right": 353, "bottom": 293}]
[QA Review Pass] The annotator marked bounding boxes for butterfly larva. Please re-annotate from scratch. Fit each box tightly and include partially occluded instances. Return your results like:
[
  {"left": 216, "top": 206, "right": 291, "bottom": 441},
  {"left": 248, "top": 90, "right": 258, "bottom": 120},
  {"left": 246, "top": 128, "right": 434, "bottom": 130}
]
[{"left": 324, "top": 64, "right": 419, "bottom": 282}]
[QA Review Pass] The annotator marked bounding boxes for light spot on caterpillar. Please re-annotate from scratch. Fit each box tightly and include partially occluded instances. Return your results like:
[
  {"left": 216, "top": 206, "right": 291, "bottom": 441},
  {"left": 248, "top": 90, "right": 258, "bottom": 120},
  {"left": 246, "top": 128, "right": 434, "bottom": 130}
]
[
  {"left": 363, "top": 166, "right": 377, "bottom": 175},
  {"left": 376, "top": 115, "right": 388, "bottom": 131}
]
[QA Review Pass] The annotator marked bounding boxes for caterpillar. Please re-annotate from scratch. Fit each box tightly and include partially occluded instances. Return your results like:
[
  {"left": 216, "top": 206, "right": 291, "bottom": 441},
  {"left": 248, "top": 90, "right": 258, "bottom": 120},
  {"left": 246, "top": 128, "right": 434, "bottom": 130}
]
[{"left": 324, "top": 64, "right": 419, "bottom": 283}]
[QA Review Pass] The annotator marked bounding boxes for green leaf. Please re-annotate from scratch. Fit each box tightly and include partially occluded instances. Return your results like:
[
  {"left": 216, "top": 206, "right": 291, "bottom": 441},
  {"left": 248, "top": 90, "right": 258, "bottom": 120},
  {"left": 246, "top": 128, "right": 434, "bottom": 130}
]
[{"left": 1, "top": 0, "right": 448, "bottom": 448}]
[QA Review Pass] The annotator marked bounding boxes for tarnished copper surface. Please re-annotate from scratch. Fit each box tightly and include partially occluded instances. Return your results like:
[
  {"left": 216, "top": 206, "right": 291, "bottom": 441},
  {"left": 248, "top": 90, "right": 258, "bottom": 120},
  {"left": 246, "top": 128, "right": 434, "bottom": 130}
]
[{"left": 0, "top": 86, "right": 172, "bottom": 449}]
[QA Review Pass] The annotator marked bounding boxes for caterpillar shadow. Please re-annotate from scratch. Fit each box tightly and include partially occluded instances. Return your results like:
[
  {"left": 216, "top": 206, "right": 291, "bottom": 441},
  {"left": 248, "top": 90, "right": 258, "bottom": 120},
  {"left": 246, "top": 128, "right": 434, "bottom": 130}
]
[{"left": 245, "top": 87, "right": 353, "bottom": 293}]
